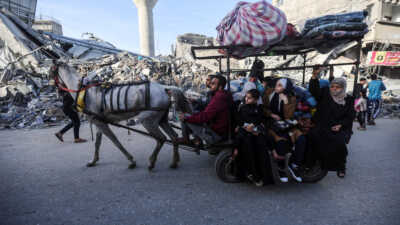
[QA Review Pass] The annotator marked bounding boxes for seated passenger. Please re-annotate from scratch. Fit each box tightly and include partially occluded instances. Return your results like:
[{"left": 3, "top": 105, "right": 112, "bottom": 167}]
[
  {"left": 262, "top": 78, "right": 296, "bottom": 157},
  {"left": 233, "top": 89, "right": 274, "bottom": 186},
  {"left": 262, "top": 78, "right": 300, "bottom": 182},
  {"left": 289, "top": 116, "right": 313, "bottom": 170},
  {"left": 308, "top": 73, "right": 355, "bottom": 178},
  {"left": 178, "top": 75, "right": 232, "bottom": 150}
]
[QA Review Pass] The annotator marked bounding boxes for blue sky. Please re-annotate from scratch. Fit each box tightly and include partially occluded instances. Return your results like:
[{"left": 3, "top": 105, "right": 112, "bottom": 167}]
[{"left": 36, "top": 0, "right": 265, "bottom": 55}]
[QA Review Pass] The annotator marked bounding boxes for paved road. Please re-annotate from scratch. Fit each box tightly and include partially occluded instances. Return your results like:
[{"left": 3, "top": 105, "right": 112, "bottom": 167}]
[{"left": 1, "top": 119, "right": 399, "bottom": 225}]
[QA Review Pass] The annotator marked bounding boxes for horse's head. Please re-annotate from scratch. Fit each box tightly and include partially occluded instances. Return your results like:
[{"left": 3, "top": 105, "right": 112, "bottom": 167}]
[
  {"left": 166, "top": 88, "right": 193, "bottom": 114},
  {"left": 52, "top": 60, "right": 81, "bottom": 93}
]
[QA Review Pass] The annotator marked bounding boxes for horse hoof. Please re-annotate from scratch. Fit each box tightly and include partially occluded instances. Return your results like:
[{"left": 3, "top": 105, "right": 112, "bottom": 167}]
[
  {"left": 129, "top": 162, "right": 136, "bottom": 169},
  {"left": 169, "top": 163, "right": 178, "bottom": 169},
  {"left": 86, "top": 162, "right": 96, "bottom": 167}
]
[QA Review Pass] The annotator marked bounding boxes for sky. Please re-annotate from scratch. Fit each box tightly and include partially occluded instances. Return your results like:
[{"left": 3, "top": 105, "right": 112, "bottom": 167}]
[{"left": 36, "top": 0, "right": 265, "bottom": 55}]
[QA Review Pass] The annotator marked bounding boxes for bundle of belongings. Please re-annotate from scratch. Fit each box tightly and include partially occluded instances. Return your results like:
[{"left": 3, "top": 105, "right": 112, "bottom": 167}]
[
  {"left": 301, "top": 11, "right": 369, "bottom": 40},
  {"left": 216, "top": 1, "right": 287, "bottom": 58},
  {"left": 292, "top": 85, "right": 317, "bottom": 119}
]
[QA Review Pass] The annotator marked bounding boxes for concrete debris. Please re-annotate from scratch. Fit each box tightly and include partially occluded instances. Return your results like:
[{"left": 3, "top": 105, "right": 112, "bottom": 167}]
[
  {"left": 381, "top": 90, "right": 400, "bottom": 119},
  {"left": 0, "top": 83, "right": 68, "bottom": 129},
  {"left": 0, "top": 49, "right": 216, "bottom": 129},
  {"left": 0, "top": 7, "right": 149, "bottom": 84},
  {"left": 77, "top": 52, "right": 213, "bottom": 93}
]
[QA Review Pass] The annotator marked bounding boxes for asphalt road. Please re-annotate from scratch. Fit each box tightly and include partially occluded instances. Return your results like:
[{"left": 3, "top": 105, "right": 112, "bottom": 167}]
[{"left": 1, "top": 119, "right": 399, "bottom": 225}]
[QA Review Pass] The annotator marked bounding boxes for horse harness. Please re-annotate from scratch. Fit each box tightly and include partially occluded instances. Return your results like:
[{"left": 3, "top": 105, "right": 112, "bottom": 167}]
[{"left": 99, "top": 80, "right": 160, "bottom": 113}]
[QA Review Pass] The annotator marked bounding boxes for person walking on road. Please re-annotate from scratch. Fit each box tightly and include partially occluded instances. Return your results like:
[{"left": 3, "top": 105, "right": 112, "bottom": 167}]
[
  {"left": 54, "top": 90, "right": 87, "bottom": 143},
  {"left": 367, "top": 74, "right": 386, "bottom": 125}
]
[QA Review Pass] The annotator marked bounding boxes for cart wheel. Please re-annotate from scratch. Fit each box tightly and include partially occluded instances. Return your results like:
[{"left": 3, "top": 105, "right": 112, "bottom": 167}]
[
  {"left": 302, "top": 160, "right": 328, "bottom": 183},
  {"left": 215, "top": 149, "right": 241, "bottom": 183}
]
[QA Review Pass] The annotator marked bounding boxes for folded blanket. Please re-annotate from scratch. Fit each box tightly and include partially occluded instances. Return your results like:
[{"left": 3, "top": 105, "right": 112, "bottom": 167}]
[
  {"left": 302, "top": 11, "right": 368, "bottom": 35},
  {"left": 304, "top": 22, "right": 368, "bottom": 38}
]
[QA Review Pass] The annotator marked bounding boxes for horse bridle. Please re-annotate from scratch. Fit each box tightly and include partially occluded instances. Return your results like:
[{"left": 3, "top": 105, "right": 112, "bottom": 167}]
[{"left": 53, "top": 64, "right": 100, "bottom": 93}]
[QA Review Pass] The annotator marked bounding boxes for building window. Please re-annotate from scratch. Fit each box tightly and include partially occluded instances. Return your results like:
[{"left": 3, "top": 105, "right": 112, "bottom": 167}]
[
  {"left": 381, "top": 3, "right": 400, "bottom": 23},
  {"left": 365, "top": 4, "right": 373, "bottom": 25}
]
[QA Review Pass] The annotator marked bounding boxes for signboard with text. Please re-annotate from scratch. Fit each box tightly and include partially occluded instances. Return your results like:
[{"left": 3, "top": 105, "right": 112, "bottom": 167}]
[{"left": 367, "top": 51, "right": 400, "bottom": 66}]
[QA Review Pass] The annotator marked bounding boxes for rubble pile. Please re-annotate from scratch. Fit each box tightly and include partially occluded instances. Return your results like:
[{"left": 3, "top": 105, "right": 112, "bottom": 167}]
[
  {"left": 0, "top": 74, "right": 68, "bottom": 129},
  {"left": 381, "top": 90, "right": 400, "bottom": 119},
  {"left": 0, "top": 52, "right": 216, "bottom": 130},
  {"left": 76, "top": 52, "right": 213, "bottom": 94}
]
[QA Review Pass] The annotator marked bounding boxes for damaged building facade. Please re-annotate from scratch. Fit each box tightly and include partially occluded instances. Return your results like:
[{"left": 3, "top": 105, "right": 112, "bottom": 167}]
[
  {"left": 273, "top": 0, "right": 400, "bottom": 77},
  {"left": 175, "top": 33, "right": 245, "bottom": 72},
  {"left": 33, "top": 18, "right": 63, "bottom": 35},
  {"left": 0, "top": 8, "right": 216, "bottom": 129},
  {"left": 0, "top": 0, "right": 36, "bottom": 26}
]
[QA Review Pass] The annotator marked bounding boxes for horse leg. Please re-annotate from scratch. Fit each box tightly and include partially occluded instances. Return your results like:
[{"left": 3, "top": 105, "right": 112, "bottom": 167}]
[
  {"left": 142, "top": 120, "right": 166, "bottom": 171},
  {"left": 97, "top": 122, "right": 136, "bottom": 169},
  {"left": 160, "top": 121, "right": 180, "bottom": 169},
  {"left": 87, "top": 131, "right": 102, "bottom": 167}
]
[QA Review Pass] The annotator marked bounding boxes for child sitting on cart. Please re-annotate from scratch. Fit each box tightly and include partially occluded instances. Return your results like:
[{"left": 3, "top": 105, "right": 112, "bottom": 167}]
[{"left": 233, "top": 89, "right": 274, "bottom": 186}]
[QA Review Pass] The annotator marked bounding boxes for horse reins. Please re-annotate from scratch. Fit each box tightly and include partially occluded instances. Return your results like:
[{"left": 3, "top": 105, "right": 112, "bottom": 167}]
[{"left": 54, "top": 74, "right": 100, "bottom": 93}]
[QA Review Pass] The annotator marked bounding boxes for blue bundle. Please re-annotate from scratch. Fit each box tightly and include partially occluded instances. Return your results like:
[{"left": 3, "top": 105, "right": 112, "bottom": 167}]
[{"left": 302, "top": 11, "right": 368, "bottom": 41}]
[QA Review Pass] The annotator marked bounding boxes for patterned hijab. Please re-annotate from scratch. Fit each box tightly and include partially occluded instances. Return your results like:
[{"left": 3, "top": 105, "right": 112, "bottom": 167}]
[{"left": 330, "top": 78, "right": 347, "bottom": 105}]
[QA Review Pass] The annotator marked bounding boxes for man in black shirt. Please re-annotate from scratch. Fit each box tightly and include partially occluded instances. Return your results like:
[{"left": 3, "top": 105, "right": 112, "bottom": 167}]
[{"left": 54, "top": 90, "right": 87, "bottom": 143}]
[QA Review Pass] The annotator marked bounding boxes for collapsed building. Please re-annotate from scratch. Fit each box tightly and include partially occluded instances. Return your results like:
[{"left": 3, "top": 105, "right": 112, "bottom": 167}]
[{"left": 0, "top": 8, "right": 214, "bottom": 129}]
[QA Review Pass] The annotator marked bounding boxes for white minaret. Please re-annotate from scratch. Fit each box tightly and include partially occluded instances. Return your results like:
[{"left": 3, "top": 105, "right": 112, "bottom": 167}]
[{"left": 133, "top": 0, "right": 157, "bottom": 57}]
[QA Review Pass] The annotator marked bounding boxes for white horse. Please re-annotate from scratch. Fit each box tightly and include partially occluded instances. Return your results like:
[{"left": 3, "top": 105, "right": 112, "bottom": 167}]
[{"left": 55, "top": 62, "right": 190, "bottom": 170}]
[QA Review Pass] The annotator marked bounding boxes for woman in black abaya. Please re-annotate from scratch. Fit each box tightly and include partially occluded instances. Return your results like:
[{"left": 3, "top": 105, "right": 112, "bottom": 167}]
[{"left": 308, "top": 70, "right": 355, "bottom": 178}]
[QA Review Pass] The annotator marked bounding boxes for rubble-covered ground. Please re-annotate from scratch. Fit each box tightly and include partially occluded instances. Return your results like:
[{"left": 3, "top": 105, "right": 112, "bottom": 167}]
[{"left": 0, "top": 51, "right": 215, "bottom": 130}]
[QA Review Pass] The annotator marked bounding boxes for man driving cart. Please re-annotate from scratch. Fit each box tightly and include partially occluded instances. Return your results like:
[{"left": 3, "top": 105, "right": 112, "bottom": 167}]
[{"left": 177, "top": 75, "right": 233, "bottom": 153}]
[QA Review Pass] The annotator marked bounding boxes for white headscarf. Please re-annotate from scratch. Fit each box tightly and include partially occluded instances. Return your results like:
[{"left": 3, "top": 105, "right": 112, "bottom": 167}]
[
  {"left": 269, "top": 78, "right": 289, "bottom": 111},
  {"left": 330, "top": 78, "right": 347, "bottom": 105}
]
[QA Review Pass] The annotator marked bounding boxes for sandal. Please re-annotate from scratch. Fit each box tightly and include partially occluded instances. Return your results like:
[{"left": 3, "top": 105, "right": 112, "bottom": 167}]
[
  {"left": 55, "top": 133, "right": 63, "bottom": 142},
  {"left": 337, "top": 170, "right": 346, "bottom": 178},
  {"left": 74, "top": 138, "right": 87, "bottom": 143}
]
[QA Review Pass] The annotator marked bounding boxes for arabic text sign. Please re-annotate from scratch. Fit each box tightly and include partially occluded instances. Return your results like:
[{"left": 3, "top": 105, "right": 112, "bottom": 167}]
[{"left": 368, "top": 51, "right": 400, "bottom": 66}]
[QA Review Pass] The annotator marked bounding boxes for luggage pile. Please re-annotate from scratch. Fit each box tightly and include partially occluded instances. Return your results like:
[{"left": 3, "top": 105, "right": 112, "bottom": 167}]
[
  {"left": 301, "top": 11, "right": 369, "bottom": 40},
  {"left": 215, "top": 1, "right": 369, "bottom": 58},
  {"left": 216, "top": 1, "right": 287, "bottom": 58}
]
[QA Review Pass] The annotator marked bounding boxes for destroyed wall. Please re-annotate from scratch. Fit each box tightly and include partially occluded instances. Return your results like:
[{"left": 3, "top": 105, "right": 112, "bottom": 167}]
[{"left": 175, "top": 33, "right": 245, "bottom": 72}]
